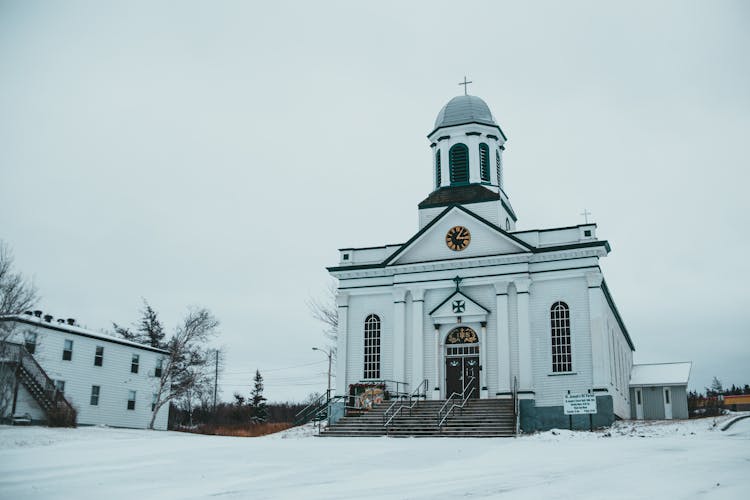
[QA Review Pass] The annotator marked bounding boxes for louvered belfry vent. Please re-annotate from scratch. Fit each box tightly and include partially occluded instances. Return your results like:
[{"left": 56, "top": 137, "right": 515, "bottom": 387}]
[
  {"left": 449, "top": 143, "right": 469, "bottom": 185},
  {"left": 479, "top": 143, "right": 490, "bottom": 182}
]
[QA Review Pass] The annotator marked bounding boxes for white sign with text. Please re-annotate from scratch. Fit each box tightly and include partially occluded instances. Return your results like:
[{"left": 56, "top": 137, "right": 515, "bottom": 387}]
[{"left": 564, "top": 393, "right": 597, "bottom": 415}]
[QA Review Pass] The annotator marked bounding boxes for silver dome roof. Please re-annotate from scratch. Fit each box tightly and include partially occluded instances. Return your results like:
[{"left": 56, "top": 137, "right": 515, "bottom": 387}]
[{"left": 434, "top": 95, "right": 497, "bottom": 130}]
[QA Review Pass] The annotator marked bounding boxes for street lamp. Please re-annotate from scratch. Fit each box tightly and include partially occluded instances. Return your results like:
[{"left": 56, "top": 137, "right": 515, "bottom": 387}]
[{"left": 312, "top": 347, "right": 332, "bottom": 398}]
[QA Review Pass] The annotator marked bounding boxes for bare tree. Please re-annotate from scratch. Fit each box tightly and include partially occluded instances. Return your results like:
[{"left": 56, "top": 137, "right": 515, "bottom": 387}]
[
  {"left": 0, "top": 241, "right": 39, "bottom": 417},
  {"left": 149, "top": 307, "right": 219, "bottom": 429},
  {"left": 308, "top": 280, "right": 338, "bottom": 360}
]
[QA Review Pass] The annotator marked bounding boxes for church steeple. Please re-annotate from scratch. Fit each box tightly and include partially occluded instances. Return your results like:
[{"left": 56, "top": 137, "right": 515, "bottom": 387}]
[{"left": 419, "top": 94, "right": 517, "bottom": 231}]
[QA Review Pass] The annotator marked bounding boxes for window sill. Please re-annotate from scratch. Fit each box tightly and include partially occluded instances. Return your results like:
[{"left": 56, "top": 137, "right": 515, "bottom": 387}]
[{"left": 547, "top": 372, "right": 577, "bottom": 377}]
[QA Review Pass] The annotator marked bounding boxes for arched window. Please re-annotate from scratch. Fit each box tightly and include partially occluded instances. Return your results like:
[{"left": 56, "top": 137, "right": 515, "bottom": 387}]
[
  {"left": 363, "top": 314, "right": 381, "bottom": 379},
  {"left": 505, "top": 218, "right": 510, "bottom": 231},
  {"left": 550, "top": 302, "right": 572, "bottom": 372},
  {"left": 435, "top": 150, "right": 442, "bottom": 187},
  {"left": 449, "top": 144, "right": 469, "bottom": 185},
  {"left": 496, "top": 150, "right": 502, "bottom": 188},
  {"left": 479, "top": 143, "right": 490, "bottom": 182}
]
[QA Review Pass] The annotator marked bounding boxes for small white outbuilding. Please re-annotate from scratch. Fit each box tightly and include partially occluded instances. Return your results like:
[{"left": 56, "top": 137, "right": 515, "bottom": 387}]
[{"left": 629, "top": 362, "right": 691, "bottom": 420}]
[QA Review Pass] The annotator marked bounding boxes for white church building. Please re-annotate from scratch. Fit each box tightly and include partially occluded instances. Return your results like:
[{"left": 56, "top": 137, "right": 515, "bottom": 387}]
[{"left": 328, "top": 93, "right": 637, "bottom": 431}]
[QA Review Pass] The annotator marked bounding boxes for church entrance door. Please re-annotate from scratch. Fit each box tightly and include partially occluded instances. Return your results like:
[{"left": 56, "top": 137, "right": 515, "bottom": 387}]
[{"left": 444, "top": 326, "right": 480, "bottom": 399}]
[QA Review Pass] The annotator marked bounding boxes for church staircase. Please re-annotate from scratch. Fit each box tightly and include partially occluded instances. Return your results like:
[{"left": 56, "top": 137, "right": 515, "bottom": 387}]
[
  {"left": 320, "top": 399, "right": 516, "bottom": 437},
  {"left": 1, "top": 342, "right": 76, "bottom": 422}
]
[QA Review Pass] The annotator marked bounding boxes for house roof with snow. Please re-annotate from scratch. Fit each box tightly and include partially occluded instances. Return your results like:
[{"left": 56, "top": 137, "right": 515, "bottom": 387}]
[
  {"left": 630, "top": 362, "right": 692, "bottom": 387},
  {"left": 0, "top": 314, "right": 170, "bottom": 354}
]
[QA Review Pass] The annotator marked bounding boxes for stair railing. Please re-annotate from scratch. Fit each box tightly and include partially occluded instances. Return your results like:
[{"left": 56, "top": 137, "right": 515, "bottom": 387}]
[
  {"left": 294, "top": 388, "right": 331, "bottom": 426},
  {"left": 3, "top": 342, "right": 75, "bottom": 414},
  {"left": 437, "top": 376, "right": 476, "bottom": 427},
  {"left": 383, "top": 379, "right": 428, "bottom": 428},
  {"left": 512, "top": 375, "right": 520, "bottom": 435}
]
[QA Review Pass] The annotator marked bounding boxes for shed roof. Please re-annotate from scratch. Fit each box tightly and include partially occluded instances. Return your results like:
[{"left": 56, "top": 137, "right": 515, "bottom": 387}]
[{"left": 630, "top": 362, "right": 692, "bottom": 387}]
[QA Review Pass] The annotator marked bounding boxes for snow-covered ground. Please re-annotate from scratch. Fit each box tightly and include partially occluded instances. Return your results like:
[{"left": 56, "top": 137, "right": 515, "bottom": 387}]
[{"left": 1, "top": 415, "right": 748, "bottom": 499}]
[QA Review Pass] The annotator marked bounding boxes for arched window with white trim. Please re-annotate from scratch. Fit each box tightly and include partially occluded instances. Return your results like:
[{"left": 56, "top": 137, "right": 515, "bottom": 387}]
[
  {"left": 550, "top": 302, "right": 572, "bottom": 372},
  {"left": 363, "top": 314, "right": 381, "bottom": 379}
]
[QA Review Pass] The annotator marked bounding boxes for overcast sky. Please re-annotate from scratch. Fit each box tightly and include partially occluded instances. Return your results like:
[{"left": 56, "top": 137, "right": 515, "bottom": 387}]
[{"left": 1, "top": 1, "right": 748, "bottom": 401}]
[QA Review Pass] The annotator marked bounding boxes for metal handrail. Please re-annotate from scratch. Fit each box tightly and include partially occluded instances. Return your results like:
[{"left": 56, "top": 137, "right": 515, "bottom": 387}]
[
  {"left": 294, "top": 388, "right": 331, "bottom": 425},
  {"left": 513, "top": 376, "right": 520, "bottom": 435},
  {"left": 437, "top": 376, "right": 476, "bottom": 427},
  {"left": 1, "top": 342, "right": 74, "bottom": 414},
  {"left": 383, "top": 379, "right": 428, "bottom": 427}
]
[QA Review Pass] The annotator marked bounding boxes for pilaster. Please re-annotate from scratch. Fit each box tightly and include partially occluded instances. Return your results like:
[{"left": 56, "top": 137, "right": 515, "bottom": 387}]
[
  {"left": 494, "top": 280, "right": 511, "bottom": 395},
  {"left": 334, "top": 292, "right": 349, "bottom": 396},
  {"left": 392, "top": 288, "right": 407, "bottom": 389},
  {"left": 410, "top": 288, "right": 425, "bottom": 393},
  {"left": 514, "top": 277, "right": 533, "bottom": 392},
  {"left": 586, "top": 271, "right": 607, "bottom": 388}
]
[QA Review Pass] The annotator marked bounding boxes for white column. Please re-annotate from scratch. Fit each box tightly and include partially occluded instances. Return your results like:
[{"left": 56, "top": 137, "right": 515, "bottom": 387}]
[
  {"left": 494, "top": 280, "right": 511, "bottom": 396},
  {"left": 334, "top": 293, "right": 349, "bottom": 396},
  {"left": 392, "top": 289, "right": 407, "bottom": 392},
  {"left": 586, "top": 271, "right": 606, "bottom": 389},
  {"left": 480, "top": 322, "right": 488, "bottom": 398},
  {"left": 433, "top": 324, "right": 441, "bottom": 400},
  {"left": 514, "top": 278, "right": 533, "bottom": 392},
  {"left": 410, "top": 288, "right": 425, "bottom": 393}
]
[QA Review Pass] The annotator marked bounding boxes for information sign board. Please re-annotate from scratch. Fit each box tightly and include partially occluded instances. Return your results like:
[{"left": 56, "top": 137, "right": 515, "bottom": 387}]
[{"left": 564, "top": 393, "right": 597, "bottom": 415}]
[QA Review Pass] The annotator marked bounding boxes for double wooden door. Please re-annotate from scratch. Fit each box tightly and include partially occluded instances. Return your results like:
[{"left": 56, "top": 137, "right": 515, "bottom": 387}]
[{"left": 445, "top": 356, "right": 479, "bottom": 399}]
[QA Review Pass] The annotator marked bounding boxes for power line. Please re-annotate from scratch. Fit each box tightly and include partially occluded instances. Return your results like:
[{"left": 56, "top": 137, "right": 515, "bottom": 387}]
[{"left": 222, "top": 360, "right": 326, "bottom": 375}]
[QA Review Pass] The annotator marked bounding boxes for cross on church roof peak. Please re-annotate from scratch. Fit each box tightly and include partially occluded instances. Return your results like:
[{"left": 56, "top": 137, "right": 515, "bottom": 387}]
[
  {"left": 452, "top": 275, "right": 463, "bottom": 291},
  {"left": 458, "top": 76, "right": 472, "bottom": 96}
]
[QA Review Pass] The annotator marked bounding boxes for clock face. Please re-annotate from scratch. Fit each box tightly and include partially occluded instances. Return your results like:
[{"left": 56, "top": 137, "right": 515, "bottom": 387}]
[{"left": 445, "top": 226, "right": 471, "bottom": 251}]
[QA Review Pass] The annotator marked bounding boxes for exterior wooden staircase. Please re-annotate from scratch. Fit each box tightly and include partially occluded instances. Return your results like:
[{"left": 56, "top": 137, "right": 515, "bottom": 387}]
[
  {"left": 320, "top": 398, "right": 516, "bottom": 437},
  {"left": 1, "top": 342, "right": 76, "bottom": 423}
]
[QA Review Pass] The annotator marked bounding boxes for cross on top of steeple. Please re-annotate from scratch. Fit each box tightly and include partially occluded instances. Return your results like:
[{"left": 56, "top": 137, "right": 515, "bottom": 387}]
[{"left": 458, "top": 76, "right": 472, "bottom": 95}]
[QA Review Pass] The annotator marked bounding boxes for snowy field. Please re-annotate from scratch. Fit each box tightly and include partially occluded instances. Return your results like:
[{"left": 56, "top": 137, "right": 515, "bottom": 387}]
[{"left": 1, "top": 415, "right": 748, "bottom": 500}]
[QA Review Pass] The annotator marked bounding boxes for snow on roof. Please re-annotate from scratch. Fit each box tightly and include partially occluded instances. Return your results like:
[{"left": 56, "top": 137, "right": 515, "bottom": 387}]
[
  {"left": 630, "top": 362, "right": 692, "bottom": 387},
  {"left": 0, "top": 315, "right": 170, "bottom": 354}
]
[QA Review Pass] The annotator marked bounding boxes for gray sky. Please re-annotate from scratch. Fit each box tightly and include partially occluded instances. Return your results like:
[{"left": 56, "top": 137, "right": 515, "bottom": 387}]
[{"left": 1, "top": 1, "right": 748, "bottom": 401}]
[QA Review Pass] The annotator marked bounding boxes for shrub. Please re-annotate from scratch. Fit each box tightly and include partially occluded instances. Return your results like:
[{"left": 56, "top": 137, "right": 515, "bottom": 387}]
[{"left": 47, "top": 405, "right": 77, "bottom": 427}]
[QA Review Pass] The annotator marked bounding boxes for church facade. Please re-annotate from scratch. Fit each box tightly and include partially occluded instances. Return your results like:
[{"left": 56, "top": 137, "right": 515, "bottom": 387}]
[{"left": 328, "top": 94, "right": 634, "bottom": 431}]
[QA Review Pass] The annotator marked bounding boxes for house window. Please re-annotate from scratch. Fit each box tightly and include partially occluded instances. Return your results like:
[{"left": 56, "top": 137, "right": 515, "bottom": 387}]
[
  {"left": 127, "top": 390, "right": 136, "bottom": 410},
  {"left": 24, "top": 331, "right": 37, "bottom": 354},
  {"left": 665, "top": 388, "right": 670, "bottom": 404},
  {"left": 152, "top": 393, "right": 158, "bottom": 412},
  {"left": 94, "top": 346, "right": 104, "bottom": 366},
  {"left": 55, "top": 380, "right": 65, "bottom": 394},
  {"left": 636, "top": 390, "right": 642, "bottom": 405},
  {"left": 435, "top": 149, "right": 442, "bottom": 186},
  {"left": 449, "top": 144, "right": 469, "bottom": 185},
  {"left": 363, "top": 314, "right": 381, "bottom": 379},
  {"left": 505, "top": 218, "right": 510, "bottom": 231},
  {"left": 584, "top": 230, "right": 592, "bottom": 237},
  {"left": 550, "top": 301, "right": 572, "bottom": 373},
  {"left": 90, "top": 385, "right": 100, "bottom": 406},
  {"left": 479, "top": 143, "right": 490, "bottom": 182},
  {"left": 154, "top": 358, "right": 164, "bottom": 378},
  {"left": 62, "top": 339, "right": 73, "bottom": 361},
  {"left": 131, "top": 354, "right": 139, "bottom": 374}
]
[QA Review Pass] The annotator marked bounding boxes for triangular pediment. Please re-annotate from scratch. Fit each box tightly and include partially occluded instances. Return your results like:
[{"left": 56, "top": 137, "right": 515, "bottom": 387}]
[
  {"left": 385, "top": 205, "right": 532, "bottom": 266},
  {"left": 430, "top": 290, "right": 489, "bottom": 325}
]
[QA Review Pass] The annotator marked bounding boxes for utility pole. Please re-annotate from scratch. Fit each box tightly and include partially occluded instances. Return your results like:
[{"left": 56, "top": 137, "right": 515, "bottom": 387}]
[
  {"left": 212, "top": 349, "right": 219, "bottom": 411},
  {"left": 312, "top": 347, "right": 332, "bottom": 398}
]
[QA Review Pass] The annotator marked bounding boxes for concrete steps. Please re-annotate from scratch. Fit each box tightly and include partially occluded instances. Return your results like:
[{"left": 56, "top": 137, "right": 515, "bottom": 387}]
[{"left": 320, "top": 399, "right": 516, "bottom": 438}]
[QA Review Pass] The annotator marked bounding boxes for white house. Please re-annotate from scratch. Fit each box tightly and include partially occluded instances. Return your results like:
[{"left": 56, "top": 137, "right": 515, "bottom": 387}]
[
  {"left": 1, "top": 311, "right": 169, "bottom": 430},
  {"left": 328, "top": 94, "right": 635, "bottom": 431}
]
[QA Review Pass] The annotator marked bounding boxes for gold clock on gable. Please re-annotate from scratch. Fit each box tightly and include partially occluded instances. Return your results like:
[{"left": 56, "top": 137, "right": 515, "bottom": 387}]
[{"left": 445, "top": 226, "right": 471, "bottom": 251}]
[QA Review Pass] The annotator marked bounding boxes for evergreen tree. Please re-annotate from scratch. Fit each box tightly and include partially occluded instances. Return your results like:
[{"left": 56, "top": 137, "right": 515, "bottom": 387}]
[
  {"left": 709, "top": 376, "right": 723, "bottom": 395},
  {"left": 249, "top": 369, "right": 267, "bottom": 422},
  {"left": 138, "top": 300, "right": 166, "bottom": 349}
]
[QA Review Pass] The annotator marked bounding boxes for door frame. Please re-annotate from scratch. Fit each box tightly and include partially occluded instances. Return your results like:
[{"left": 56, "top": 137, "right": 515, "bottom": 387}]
[
  {"left": 441, "top": 325, "right": 481, "bottom": 399},
  {"left": 663, "top": 386, "right": 673, "bottom": 419},
  {"left": 635, "top": 388, "right": 644, "bottom": 419}
]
